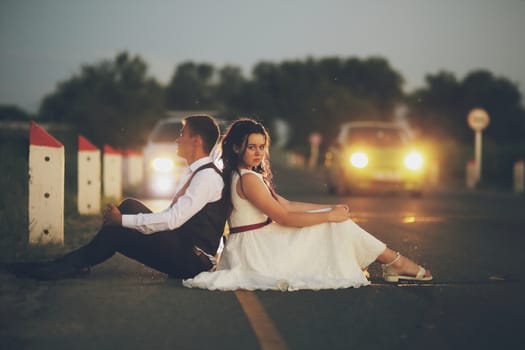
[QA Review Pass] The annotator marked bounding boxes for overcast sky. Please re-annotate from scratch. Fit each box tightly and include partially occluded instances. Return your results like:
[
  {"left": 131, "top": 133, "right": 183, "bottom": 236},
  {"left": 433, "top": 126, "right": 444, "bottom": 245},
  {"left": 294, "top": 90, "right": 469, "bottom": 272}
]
[{"left": 1, "top": 0, "right": 525, "bottom": 112}]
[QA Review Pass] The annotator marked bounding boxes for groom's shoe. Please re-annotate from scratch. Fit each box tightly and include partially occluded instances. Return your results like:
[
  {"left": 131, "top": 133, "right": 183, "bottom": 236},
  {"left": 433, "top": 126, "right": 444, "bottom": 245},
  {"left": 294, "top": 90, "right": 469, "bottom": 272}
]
[
  {"left": 28, "top": 261, "right": 90, "bottom": 280},
  {"left": 2, "top": 261, "right": 47, "bottom": 277},
  {"left": 3, "top": 248, "right": 91, "bottom": 280},
  {"left": 25, "top": 249, "right": 91, "bottom": 280}
]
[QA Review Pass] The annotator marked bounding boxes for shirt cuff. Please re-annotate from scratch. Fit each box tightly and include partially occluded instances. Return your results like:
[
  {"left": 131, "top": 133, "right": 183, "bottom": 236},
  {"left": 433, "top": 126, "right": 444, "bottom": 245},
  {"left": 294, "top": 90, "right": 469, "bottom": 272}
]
[{"left": 121, "top": 214, "right": 135, "bottom": 229}]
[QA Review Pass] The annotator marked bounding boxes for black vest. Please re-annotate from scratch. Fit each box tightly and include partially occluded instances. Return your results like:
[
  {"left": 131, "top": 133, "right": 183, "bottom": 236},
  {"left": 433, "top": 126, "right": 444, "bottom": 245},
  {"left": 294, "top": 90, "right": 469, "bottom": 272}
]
[{"left": 177, "top": 163, "right": 227, "bottom": 255}]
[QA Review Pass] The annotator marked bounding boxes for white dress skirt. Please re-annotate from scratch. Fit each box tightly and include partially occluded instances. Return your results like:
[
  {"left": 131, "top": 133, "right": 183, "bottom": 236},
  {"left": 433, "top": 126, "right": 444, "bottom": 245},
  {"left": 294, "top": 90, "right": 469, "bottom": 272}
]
[{"left": 183, "top": 169, "right": 386, "bottom": 291}]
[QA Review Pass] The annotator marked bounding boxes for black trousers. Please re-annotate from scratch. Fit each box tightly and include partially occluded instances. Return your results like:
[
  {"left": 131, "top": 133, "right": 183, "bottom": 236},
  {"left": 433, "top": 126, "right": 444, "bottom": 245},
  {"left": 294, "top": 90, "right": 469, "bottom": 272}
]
[{"left": 71, "top": 198, "right": 212, "bottom": 279}]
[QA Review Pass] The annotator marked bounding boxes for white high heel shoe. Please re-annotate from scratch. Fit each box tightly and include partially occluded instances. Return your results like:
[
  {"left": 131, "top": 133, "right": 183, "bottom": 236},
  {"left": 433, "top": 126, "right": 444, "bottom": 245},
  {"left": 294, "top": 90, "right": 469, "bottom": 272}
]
[{"left": 381, "top": 252, "right": 433, "bottom": 282}]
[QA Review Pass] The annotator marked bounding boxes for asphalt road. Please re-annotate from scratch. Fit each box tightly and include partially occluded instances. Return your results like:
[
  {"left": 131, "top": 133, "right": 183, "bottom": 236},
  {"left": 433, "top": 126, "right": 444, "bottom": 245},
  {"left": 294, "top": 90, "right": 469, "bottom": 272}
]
[{"left": 2, "top": 165, "right": 525, "bottom": 350}]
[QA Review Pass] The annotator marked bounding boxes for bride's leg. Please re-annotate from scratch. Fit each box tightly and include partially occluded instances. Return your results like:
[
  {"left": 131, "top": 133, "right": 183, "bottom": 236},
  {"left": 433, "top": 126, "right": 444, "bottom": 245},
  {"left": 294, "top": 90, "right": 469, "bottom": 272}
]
[{"left": 377, "top": 248, "right": 432, "bottom": 278}]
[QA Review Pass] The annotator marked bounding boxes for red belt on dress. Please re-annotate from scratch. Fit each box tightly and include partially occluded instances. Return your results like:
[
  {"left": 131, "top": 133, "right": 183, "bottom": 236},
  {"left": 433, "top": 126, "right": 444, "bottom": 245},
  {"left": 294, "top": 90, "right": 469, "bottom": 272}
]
[{"left": 229, "top": 218, "right": 272, "bottom": 234}]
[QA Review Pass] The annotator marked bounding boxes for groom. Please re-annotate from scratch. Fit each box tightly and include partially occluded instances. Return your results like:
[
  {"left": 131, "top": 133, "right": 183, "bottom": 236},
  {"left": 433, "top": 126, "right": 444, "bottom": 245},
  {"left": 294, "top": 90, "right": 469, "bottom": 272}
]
[{"left": 16, "top": 115, "right": 227, "bottom": 280}]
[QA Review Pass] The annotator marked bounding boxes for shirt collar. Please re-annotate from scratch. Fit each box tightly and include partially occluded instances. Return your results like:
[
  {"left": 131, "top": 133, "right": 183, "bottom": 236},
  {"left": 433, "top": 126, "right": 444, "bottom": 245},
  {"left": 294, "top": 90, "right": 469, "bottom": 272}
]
[{"left": 188, "top": 156, "right": 213, "bottom": 172}]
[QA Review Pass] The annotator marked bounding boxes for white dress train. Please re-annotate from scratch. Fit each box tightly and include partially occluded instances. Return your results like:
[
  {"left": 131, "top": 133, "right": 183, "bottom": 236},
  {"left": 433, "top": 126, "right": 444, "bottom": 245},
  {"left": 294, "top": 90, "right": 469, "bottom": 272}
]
[{"left": 183, "top": 169, "right": 386, "bottom": 291}]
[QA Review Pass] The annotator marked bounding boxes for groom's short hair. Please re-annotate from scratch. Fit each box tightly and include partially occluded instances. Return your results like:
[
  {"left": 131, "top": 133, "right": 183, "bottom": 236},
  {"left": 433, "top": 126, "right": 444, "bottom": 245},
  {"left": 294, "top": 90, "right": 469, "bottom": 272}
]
[{"left": 183, "top": 115, "right": 220, "bottom": 154}]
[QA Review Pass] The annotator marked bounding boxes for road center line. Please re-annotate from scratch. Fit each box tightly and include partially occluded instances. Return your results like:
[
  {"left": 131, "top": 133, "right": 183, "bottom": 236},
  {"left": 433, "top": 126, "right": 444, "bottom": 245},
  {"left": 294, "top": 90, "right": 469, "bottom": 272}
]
[{"left": 234, "top": 290, "right": 288, "bottom": 350}]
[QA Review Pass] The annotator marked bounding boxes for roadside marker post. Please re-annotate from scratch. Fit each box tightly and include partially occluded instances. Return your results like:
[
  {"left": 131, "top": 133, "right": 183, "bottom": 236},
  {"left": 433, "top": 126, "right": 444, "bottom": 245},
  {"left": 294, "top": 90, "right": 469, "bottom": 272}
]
[
  {"left": 28, "top": 121, "right": 64, "bottom": 244},
  {"left": 122, "top": 149, "right": 143, "bottom": 189},
  {"left": 466, "top": 160, "right": 477, "bottom": 190},
  {"left": 514, "top": 160, "right": 524, "bottom": 194},
  {"left": 78, "top": 135, "right": 101, "bottom": 215},
  {"left": 308, "top": 132, "right": 322, "bottom": 169},
  {"left": 103, "top": 144, "right": 122, "bottom": 201}
]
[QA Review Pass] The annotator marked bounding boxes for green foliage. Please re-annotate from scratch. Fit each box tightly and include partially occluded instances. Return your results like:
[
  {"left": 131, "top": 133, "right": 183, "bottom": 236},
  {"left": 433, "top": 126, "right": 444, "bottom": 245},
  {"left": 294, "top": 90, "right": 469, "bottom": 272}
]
[
  {"left": 0, "top": 105, "right": 34, "bottom": 120},
  {"left": 164, "top": 56, "right": 404, "bottom": 149},
  {"left": 215, "top": 66, "right": 247, "bottom": 112},
  {"left": 462, "top": 71, "right": 525, "bottom": 144},
  {"left": 223, "top": 56, "right": 404, "bottom": 149},
  {"left": 407, "top": 70, "right": 525, "bottom": 146},
  {"left": 24, "top": 52, "right": 525, "bottom": 187},
  {"left": 406, "top": 70, "right": 525, "bottom": 186},
  {"left": 0, "top": 129, "right": 29, "bottom": 261},
  {"left": 39, "top": 52, "right": 165, "bottom": 149},
  {"left": 165, "top": 62, "right": 218, "bottom": 110}
]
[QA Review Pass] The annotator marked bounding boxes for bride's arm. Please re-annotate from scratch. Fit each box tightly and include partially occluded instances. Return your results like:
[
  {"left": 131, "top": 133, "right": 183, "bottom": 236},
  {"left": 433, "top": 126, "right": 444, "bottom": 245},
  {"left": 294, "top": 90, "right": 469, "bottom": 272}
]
[
  {"left": 273, "top": 193, "right": 344, "bottom": 212},
  {"left": 240, "top": 173, "right": 350, "bottom": 227}
]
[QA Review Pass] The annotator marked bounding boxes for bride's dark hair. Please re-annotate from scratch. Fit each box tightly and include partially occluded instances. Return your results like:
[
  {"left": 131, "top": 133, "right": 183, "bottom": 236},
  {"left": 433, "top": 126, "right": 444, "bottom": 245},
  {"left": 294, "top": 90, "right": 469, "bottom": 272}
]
[{"left": 221, "top": 118, "right": 272, "bottom": 217}]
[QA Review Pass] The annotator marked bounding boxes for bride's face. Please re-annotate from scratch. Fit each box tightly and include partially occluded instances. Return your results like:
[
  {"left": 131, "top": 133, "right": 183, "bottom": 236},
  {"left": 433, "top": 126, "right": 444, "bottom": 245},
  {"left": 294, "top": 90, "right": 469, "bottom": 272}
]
[{"left": 239, "top": 133, "right": 266, "bottom": 168}]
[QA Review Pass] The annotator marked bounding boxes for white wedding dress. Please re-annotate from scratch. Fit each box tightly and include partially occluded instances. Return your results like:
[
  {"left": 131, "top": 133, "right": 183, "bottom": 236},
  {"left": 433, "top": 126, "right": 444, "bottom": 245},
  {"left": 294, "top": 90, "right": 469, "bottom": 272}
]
[{"left": 183, "top": 169, "right": 386, "bottom": 291}]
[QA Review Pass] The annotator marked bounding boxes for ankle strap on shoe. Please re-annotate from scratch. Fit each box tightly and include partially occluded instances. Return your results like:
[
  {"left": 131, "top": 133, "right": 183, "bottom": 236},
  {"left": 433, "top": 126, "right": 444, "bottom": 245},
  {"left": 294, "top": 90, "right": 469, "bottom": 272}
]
[{"left": 385, "top": 252, "right": 401, "bottom": 267}]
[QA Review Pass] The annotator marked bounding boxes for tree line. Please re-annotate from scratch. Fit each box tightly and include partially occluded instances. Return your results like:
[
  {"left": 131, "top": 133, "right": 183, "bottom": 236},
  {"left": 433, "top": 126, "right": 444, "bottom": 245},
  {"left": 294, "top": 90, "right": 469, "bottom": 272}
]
[{"left": 1, "top": 51, "right": 524, "bottom": 155}]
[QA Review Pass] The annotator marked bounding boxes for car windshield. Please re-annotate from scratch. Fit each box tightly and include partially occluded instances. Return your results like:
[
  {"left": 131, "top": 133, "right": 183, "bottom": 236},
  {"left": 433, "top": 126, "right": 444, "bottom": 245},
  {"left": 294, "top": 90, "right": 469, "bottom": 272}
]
[
  {"left": 150, "top": 122, "right": 182, "bottom": 142},
  {"left": 346, "top": 127, "right": 405, "bottom": 147}
]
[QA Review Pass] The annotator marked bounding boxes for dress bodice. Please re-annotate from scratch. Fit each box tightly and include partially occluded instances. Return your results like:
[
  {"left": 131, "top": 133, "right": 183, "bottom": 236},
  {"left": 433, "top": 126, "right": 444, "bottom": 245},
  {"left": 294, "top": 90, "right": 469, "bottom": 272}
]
[{"left": 228, "top": 169, "right": 270, "bottom": 228}]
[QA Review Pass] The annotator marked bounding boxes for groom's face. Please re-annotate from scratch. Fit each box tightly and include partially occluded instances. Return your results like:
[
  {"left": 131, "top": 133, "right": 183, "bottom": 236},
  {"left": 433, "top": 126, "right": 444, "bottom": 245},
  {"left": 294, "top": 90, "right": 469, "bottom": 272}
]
[{"left": 176, "top": 125, "right": 196, "bottom": 161}]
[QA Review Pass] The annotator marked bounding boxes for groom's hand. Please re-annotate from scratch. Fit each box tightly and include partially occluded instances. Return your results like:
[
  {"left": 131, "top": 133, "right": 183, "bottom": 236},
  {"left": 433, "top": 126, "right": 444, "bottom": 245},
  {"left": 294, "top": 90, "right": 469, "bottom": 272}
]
[{"left": 102, "top": 203, "right": 122, "bottom": 226}]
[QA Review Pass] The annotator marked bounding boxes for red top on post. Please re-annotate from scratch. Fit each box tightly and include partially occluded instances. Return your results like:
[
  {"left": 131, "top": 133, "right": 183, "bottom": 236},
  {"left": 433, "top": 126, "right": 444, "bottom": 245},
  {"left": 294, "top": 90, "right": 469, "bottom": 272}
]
[
  {"left": 29, "top": 121, "right": 63, "bottom": 148},
  {"left": 122, "top": 149, "right": 142, "bottom": 157},
  {"left": 104, "top": 144, "right": 121, "bottom": 155},
  {"left": 78, "top": 135, "right": 99, "bottom": 151}
]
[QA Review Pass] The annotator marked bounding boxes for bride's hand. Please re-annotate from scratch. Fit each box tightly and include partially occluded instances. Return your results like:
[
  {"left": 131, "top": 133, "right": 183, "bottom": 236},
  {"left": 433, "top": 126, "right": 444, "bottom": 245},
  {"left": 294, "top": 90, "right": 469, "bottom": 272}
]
[{"left": 327, "top": 205, "right": 351, "bottom": 222}]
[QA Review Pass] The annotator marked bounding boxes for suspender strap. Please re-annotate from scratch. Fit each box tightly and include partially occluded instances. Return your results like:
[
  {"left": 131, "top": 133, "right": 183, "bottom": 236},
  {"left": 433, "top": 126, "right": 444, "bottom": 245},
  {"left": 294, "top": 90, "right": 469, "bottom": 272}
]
[{"left": 170, "top": 162, "right": 220, "bottom": 207}]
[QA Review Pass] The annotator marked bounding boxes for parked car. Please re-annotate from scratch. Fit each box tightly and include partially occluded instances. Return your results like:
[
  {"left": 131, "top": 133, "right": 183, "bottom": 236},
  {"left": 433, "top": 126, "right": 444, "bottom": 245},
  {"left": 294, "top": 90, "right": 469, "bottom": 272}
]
[
  {"left": 324, "top": 121, "right": 426, "bottom": 196},
  {"left": 142, "top": 116, "right": 186, "bottom": 197},
  {"left": 142, "top": 116, "right": 227, "bottom": 197}
]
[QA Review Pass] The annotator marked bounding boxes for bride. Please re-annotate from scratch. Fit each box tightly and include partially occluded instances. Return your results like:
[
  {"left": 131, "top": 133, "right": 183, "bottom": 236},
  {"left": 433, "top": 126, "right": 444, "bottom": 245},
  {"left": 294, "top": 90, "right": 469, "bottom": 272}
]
[{"left": 184, "top": 118, "right": 432, "bottom": 291}]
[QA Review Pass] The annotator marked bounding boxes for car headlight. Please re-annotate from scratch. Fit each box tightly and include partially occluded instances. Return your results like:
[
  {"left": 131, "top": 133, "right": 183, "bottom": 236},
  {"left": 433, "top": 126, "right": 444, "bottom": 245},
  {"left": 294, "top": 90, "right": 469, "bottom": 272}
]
[
  {"left": 404, "top": 151, "right": 424, "bottom": 170},
  {"left": 152, "top": 157, "right": 174, "bottom": 172},
  {"left": 349, "top": 152, "right": 368, "bottom": 168},
  {"left": 152, "top": 175, "right": 175, "bottom": 194}
]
